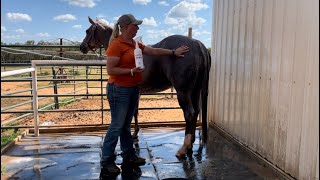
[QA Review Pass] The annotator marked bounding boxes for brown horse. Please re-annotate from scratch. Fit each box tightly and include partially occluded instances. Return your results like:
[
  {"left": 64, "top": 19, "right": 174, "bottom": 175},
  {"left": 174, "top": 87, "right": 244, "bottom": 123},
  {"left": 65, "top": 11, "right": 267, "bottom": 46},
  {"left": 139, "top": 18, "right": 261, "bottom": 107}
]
[{"left": 80, "top": 17, "right": 211, "bottom": 158}]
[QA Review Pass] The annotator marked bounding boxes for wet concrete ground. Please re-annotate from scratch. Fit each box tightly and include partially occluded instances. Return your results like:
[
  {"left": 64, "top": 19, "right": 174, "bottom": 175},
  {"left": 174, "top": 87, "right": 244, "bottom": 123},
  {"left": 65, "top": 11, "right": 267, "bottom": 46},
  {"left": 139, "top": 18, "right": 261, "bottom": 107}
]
[{"left": 1, "top": 127, "right": 285, "bottom": 180}]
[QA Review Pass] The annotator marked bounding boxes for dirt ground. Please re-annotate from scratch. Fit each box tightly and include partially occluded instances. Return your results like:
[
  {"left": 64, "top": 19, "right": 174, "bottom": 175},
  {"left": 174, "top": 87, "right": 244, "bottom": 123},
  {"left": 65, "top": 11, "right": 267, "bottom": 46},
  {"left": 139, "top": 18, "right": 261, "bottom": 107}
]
[{"left": 1, "top": 81, "right": 184, "bottom": 126}]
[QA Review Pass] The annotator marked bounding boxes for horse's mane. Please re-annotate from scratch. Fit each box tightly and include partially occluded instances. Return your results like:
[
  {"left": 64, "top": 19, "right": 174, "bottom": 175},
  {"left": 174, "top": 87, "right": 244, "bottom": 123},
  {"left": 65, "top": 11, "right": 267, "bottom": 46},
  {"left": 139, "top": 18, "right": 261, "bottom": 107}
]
[{"left": 96, "top": 20, "right": 113, "bottom": 30}]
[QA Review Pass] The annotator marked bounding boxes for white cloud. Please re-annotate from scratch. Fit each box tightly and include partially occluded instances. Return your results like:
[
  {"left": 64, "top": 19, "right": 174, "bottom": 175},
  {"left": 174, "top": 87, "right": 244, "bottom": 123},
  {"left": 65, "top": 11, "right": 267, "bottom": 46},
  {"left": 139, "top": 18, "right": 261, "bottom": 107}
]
[
  {"left": 6, "top": 13, "right": 32, "bottom": 22},
  {"left": 15, "top": 29, "right": 25, "bottom": 33},
  {"left": 142, "top": 17, "right": 158, "bottom": 27},
  {"left": 133, "top": 0, "right": 151, "bottom": 5},
  {"left": 1, "top": 26, "right": 7, "bottom": 32},
  {"left": 192, "top": 29, "right": 211, "bottom": 38},
  {"left": 72, "top": 25, "right": 82, "bottom": 29},
  {"left": 2, "top": 35, "right": 21, "bottom": 40},
  {"left": 37, "top": 33, "right": 50, "bottom": 37},
  {"left": 145, "top": 29, "right": 173, "bottom": 40},
  {"left": 185, "top": 0, "right": 202, "bottom": 3},
  {"left": 167, "top": 1, "right": 208, "bottom": 18},
  {"left": 53, "top": 14, "right": 77, "bottom": 22},
  {"left": 96, "top": 14, "right": 106, "bottom": 19},
  {"left": 158, "top": 1, "right": 169, "bottom": 6},
  {"left": 165, "top": 1, "right": 208, "bottom": 31},
  {"left": 189, "top": 16, "right": 206, "bottom": 26},
  {"left": 113, "top": 16, "right": 120, "bottom": 22},
  {"left": 63, "top": 0, "right": 97, "bottom": 8}
]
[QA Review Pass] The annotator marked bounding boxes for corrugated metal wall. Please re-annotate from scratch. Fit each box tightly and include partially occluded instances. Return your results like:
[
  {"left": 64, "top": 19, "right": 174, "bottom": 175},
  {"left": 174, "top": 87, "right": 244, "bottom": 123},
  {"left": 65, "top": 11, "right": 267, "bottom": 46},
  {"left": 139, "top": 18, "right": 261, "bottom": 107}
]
[{"left": 208, "top": 0, "right": 319, "bottom": 179}]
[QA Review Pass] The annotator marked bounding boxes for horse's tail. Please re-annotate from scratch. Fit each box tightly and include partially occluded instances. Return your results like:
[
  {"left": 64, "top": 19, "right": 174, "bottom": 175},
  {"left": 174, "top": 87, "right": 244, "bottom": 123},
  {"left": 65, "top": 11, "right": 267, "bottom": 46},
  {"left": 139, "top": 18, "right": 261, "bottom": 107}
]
[{"left": 198, "top": 41, "right": 211, "bottom": 143}]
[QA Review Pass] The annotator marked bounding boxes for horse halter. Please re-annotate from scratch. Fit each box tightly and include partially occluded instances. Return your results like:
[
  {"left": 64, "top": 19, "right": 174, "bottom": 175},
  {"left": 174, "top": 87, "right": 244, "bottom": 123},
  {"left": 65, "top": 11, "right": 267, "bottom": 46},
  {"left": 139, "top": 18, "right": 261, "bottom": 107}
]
[
  {"left": 83, "top": 24, "right": 99, "bottom": 53},
  {"left": 85, "top": 23, "right": 110, "bottom": 55}
]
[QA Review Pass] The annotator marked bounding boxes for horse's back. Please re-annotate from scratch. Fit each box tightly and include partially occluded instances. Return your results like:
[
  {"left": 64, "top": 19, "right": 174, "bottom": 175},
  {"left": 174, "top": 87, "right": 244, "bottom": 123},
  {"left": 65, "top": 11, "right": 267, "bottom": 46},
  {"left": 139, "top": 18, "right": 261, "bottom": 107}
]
[
  {"left": 157, "top": 35, "right": 210, "bottom": 91},
  {"left": 141, "top": 35, "right": 210, "bottom": 93}
]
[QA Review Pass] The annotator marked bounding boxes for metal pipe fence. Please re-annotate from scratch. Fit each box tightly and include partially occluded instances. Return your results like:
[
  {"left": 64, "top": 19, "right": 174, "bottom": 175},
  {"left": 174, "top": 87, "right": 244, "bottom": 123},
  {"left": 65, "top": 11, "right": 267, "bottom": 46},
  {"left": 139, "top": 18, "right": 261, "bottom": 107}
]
[
  {"left": 1, "top": 44, "right": 178, "bottom": 135},
  {"left": 1, "top": 60, "right": 179, "bottom": 136},
  {"left": 1, "top": 65, "right": 89, "bottom": 123}
]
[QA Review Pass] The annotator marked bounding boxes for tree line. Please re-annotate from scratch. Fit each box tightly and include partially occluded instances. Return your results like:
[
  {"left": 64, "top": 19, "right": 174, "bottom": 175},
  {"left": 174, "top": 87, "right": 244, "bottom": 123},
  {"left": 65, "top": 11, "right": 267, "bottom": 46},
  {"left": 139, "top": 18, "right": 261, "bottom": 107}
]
[{"left": 1, "top": 40, "right": 104, "bottom": 63}]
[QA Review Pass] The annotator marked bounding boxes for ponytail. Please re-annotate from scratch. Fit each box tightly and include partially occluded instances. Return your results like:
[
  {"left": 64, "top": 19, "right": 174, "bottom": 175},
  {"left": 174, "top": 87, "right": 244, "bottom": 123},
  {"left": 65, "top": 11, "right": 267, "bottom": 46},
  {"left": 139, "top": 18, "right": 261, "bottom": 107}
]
[{"left": 109, "top": 23, "right": 120, "bottom": 45}]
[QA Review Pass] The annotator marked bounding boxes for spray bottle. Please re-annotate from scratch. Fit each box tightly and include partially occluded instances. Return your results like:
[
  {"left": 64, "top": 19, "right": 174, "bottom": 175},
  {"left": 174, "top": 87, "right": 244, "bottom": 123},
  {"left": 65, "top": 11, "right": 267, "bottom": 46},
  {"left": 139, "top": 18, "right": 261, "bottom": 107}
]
[{"left": 134, "top": 36, "right": 144, "bottom": 69}]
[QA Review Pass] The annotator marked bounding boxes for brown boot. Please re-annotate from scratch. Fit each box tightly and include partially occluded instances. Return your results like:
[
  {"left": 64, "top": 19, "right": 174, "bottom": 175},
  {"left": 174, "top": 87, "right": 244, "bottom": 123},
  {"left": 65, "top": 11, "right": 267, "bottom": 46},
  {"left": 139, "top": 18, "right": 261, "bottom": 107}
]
[
  {"left": 122, "top": 155, "right": 146, "bottom": 166},
  {"left": 100, "top": 163, "right": 121, "bottom": 177}
]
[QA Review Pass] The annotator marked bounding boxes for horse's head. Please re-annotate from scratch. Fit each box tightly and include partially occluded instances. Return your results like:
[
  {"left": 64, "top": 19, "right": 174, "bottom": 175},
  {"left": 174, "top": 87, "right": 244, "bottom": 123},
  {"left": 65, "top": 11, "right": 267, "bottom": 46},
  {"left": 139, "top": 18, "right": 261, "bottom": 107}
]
[{"left": 80, "top": 16, "right": 113, "bottom": 54}]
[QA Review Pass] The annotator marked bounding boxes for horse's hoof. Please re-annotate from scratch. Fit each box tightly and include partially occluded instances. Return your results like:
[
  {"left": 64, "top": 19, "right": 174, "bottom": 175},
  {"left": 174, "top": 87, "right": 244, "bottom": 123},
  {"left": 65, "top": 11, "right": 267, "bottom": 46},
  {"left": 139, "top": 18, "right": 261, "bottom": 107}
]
[
  {"left": 175, "top": 150, "right": 187, "bottom": 160},
  {"left": 186, "top": 148, "right": 193, "bottom": 158},
  {"left": 175, "top": 154, "right": 187, "bottom": 160}
]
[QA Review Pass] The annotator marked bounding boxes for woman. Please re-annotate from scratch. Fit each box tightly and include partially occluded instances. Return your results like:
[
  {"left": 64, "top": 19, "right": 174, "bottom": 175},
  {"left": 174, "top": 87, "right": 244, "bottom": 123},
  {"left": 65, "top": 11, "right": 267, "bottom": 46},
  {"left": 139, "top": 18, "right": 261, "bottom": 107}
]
[{"left": 100, "top": 14, "right": 189, "bottom": 177}]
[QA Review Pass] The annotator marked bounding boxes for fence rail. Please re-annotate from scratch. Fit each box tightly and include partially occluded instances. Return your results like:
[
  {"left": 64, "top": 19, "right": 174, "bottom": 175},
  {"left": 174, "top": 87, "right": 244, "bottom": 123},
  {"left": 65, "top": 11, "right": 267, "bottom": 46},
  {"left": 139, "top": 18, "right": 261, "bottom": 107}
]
[
  {"left": 1, "top": 60, "right": 178, "bottom": 136},
  {"left": 1, "top": 44, "right": 177, "bottom": 135}
]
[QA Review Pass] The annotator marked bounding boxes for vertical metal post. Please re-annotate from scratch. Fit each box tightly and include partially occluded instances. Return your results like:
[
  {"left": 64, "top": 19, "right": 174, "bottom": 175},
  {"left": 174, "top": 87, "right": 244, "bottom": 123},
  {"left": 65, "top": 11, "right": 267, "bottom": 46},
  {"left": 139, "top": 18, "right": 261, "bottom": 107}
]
[
  {"left": 99, "top": 47, "right": 102, "bottom": 58},
  {"left": 99, "top": 47, "right": 104, "bottom": 124},
  {"left": 1, "top": 53, "right": 6, "bottom": 71},
  {"left": 30, "top": 72, "right": 33, "bottom": 109},
  {"left": 73, "top": 66, "right": 76, "bottom": 100},
  {"left": 59, "top": 38, "right": 64, "bottom": 82},
  {"left": 86, "top": 66, "right": 89, "bottom": 99},
  {"left": 31, "top": 62, "right": 39, "bottom": 136},
  {"left": 59, "top": 38, "right": 63, "bottom": 57},
  {"left": 52, "top": 67, "right": 59, "bottom": 109},
  {"left": 100, "top": 65, "right": 104, "bottom": 124}
]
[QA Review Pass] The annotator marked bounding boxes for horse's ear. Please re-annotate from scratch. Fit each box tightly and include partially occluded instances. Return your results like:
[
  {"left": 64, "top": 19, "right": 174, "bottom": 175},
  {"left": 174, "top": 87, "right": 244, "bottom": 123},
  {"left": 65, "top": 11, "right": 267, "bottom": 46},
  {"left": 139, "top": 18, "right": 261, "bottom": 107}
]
[{"left": 88, "top": 16, "right": 96, "bottom": 25}]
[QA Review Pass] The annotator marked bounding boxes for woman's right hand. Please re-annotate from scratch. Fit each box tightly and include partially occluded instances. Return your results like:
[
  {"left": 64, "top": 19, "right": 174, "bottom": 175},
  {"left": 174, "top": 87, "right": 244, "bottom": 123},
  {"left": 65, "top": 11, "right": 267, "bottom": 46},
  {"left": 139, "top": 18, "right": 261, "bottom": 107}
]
[{"left": 133, "top": 67, "right": 144, "bottom": 73}]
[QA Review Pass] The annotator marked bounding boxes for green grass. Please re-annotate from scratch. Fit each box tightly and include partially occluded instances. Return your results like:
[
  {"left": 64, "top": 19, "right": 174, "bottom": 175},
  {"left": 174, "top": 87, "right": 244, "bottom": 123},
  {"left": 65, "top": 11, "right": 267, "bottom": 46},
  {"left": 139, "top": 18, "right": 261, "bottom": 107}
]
[
  {"left": 58, "top": 97, "right": 77, "bottom": 105},
  {"left": 1, "top": 164, "right": 6, "bottom": 175},
  {"left": 39, "top": 71, "right": 50, "bottom": 76},
  {"left": 1, "top": 129, "right": 19, "bottom": 148},
  {"left": 5, "top": 121, "right": 21, "bottom": 127},
  {"left": 1, "top": 121, "right": 23, "bottom": 149},
  {"left": 1, "top": 97, "right": 31, "bottom": 107}
]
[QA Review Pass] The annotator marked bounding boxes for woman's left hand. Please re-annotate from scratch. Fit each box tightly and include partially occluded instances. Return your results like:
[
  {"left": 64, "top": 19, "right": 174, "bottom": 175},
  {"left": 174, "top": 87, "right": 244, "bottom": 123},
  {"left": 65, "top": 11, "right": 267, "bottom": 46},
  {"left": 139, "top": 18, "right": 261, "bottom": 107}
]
[{"left": 174, "top": 45, "right": 189, "bottom": 57}]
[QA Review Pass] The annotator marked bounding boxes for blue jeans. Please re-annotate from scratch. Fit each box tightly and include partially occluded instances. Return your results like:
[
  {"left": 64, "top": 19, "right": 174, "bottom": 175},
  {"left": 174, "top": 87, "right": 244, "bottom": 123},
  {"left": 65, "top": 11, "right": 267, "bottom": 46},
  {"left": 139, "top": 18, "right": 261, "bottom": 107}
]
[{"left": 100, "top": 83, "right": 139, "bottom": 168}]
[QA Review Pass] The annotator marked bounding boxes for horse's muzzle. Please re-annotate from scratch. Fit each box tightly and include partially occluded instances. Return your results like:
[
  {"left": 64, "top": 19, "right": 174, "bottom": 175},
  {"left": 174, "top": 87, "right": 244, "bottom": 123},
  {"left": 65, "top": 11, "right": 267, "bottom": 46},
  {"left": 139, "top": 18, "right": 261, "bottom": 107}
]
[{"left": 80, "top": 43, "right": 88, "bottom": 54}]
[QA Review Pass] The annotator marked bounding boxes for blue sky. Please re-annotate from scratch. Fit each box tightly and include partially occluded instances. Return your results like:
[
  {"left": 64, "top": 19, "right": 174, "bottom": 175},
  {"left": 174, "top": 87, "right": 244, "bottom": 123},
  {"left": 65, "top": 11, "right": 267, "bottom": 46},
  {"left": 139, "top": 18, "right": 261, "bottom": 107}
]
[{"left": 1, "top": 0, "right": 212, "bottom": 47}]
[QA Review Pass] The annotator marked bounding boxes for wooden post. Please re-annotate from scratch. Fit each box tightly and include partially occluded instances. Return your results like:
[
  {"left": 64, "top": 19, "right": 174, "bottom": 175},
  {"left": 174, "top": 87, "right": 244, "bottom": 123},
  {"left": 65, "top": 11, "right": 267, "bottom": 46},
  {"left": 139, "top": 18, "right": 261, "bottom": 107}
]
[{"left": 188, "top": 27, "right": 192, "bottom": 38}]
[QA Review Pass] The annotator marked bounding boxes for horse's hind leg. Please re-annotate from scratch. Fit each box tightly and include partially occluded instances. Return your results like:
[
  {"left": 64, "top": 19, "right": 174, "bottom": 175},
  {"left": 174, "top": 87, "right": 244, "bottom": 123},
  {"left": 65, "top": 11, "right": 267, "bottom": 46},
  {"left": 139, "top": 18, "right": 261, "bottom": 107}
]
[
  {"left": 132, "top": 98, "right": 140, "bottom": 139},
  {"left": 191, "top": 88, "right": 201, "bottom": 138},
  {"left": 175, "top": 91, "right": 197, "bottom": 158}
]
